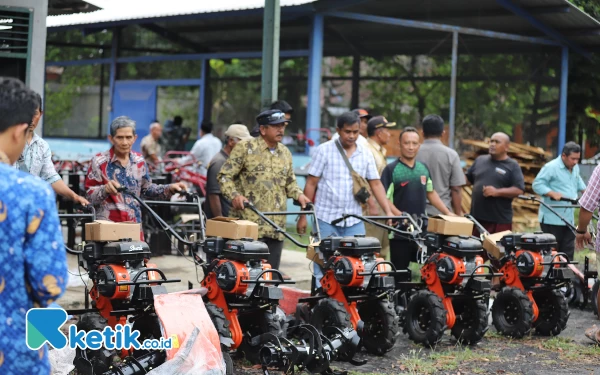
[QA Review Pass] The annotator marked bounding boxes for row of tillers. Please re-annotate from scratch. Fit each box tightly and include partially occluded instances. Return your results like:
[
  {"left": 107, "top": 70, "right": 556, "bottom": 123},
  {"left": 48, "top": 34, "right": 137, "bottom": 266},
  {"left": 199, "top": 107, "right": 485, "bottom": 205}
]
[
  {"left": 62, "top": 191, "right": 595, "bottom": 375},
  {"left": 247, "top": 199, "right": 579, "bottom": 352}
]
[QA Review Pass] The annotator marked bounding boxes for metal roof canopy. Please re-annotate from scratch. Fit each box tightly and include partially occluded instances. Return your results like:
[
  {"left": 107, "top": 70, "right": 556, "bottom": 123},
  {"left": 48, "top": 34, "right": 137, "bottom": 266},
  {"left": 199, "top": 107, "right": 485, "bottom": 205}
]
[
  {"left": 46, "top": 0, "right": 600, "bottom": 153},
  {"left": 47, "top": 0, "right": 600, "bottom": 55}
]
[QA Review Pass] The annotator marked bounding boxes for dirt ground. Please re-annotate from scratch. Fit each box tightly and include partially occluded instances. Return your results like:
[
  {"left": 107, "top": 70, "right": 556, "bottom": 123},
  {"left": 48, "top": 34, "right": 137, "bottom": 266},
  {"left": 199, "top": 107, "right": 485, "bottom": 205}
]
[{"left": 233, "top": 307, "right": 600, "bottom": 375}]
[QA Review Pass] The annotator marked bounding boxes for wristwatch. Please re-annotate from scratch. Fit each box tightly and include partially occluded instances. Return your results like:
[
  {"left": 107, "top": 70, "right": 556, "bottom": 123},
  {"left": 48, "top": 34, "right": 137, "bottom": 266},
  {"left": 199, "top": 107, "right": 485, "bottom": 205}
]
[{"left": 575, "top": 226, "right": 587, "bottom": 235}]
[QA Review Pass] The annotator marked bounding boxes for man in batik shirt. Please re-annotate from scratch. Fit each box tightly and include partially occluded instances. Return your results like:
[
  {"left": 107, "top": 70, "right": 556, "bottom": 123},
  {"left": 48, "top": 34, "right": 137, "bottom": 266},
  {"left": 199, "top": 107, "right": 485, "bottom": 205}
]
[
  {"left": 0, "top": 78, "right": 68, "bottom": 374},
  {"left": 85, "top": 116, "right": 186, "bottom": 224}
]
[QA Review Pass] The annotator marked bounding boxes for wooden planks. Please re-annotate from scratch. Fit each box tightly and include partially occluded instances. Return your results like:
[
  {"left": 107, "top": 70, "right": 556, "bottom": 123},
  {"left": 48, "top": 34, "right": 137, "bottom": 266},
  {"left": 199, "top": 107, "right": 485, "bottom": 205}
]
[{"left": 461, "top": 139, "right": 550, "bottom": 232}]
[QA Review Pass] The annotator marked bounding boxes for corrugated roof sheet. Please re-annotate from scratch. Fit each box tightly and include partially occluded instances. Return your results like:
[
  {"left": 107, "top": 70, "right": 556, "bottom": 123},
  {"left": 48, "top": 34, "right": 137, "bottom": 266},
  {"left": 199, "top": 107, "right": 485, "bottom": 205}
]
[{"left": 47, "top": 0, "right": 317, "bottom": 27}]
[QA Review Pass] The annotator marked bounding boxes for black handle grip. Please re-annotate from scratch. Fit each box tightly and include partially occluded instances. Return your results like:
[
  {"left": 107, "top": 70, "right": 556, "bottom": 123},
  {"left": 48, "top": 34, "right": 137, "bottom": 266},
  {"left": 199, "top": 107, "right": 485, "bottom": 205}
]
[
  {"left": 292, "top": 200, "right": 314, "bottom": 210},
  {"left": 559, "top": 197, "right": 578, "bottom": 204},
  {"left": 518, "top": 195, "right": 533, "bottom": 201},
  {"left": 331, "top": 217, "right": 344, "bottom": 226}
]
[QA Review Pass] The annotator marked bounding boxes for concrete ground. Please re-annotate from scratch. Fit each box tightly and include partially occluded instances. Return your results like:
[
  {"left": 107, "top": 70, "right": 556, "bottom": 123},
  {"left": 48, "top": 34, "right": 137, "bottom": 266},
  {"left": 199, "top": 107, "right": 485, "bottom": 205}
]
[{"left": 57, "top": 248, "right": 313, "bottom": 310}]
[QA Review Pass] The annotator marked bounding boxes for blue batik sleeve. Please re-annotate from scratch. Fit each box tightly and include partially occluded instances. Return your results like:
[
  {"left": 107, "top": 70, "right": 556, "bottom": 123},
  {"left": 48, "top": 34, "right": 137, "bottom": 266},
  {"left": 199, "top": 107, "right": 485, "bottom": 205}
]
[{"left": 24, "top": 185, "right": 68, "bottom": 307}]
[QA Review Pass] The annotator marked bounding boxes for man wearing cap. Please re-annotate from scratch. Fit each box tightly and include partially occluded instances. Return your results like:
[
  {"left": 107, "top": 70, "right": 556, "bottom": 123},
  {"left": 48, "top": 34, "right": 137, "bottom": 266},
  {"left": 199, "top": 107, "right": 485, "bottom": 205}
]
[
  {"left": 364, "top": 115, "right": 396, "bottom": 258},
  {"left": 332, "top": 108, "right": 370, "bottom": 146},
  {"left": 219, "top": 110, "right": 310, "bottom": 270},
  {"left": 205, "top": 124, "right": 253, "bottom": 219},
  {"left": 250, "top": 99, "right": 293, "bottom": 138}
]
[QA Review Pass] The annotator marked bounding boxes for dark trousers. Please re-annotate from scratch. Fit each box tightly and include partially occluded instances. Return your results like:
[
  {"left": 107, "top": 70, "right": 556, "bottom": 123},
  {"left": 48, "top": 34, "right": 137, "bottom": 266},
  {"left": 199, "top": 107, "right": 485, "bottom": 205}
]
[
  {"left": 260, "top": 237, "right": 284, "bottom": 270},
  {"left": 472, "top": 218, "right": 513, "bottom": 237},
  {"left": 390, "top": 238, "right": 419, "bottom": 283},
  {"left": 540, "top": 223, "right": 576, "bottom": 261}
]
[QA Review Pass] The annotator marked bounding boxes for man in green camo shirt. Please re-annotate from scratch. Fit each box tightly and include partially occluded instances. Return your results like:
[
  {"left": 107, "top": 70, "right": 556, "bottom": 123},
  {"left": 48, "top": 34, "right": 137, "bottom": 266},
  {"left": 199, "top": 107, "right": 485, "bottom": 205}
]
[{"left": 218, "top": 109, "right": 310, "bottom": 270}]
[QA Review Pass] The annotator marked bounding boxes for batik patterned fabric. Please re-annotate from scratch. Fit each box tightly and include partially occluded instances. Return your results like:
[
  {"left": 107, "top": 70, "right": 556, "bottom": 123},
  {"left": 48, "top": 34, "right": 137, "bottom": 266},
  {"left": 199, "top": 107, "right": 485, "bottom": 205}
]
[
  {"left": 218, "top": 136, "right": 303, "bottom": 240},
  {"left": 85, "top": 148, "right": 172, "bottom": 223},
  {"left": 14, "top": 133, "right": 61, "bottom": 185},
  {"left": 0, "top": 155, "right": 67, "bottom": 375}
]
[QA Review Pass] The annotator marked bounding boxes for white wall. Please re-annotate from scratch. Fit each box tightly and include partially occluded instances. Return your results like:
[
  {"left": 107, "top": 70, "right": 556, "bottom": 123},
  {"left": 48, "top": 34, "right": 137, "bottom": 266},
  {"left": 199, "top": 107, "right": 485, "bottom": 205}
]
[{"left": 1, "top": 0, "right": 48, "bottom": 132}]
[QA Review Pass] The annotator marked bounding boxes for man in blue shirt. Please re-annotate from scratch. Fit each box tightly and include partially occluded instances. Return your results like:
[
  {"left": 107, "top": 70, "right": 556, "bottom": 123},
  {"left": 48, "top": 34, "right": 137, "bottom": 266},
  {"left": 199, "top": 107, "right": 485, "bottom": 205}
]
[
  {"left": 533, "top": 141, "right": 586, "bottom": 261},
  {"left": 0, "top": 78, "right": 68, "bottom": 374}
]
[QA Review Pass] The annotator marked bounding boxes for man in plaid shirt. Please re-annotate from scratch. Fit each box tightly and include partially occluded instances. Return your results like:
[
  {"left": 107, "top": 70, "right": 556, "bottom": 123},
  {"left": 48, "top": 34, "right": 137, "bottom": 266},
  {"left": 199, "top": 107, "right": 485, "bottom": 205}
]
[
  {"left": 575, "top": 163, "right": 600, "bottom": 343},
  {"left": 297, "top": 111, "right": 394, "bottom": 287}
]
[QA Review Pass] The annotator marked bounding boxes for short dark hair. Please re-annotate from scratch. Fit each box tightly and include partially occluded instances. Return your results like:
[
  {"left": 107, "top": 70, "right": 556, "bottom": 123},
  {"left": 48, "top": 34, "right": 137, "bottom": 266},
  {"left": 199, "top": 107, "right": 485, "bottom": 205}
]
[
  {"left": 422, "top": 114, "right": 444, "bottom": 137},
  {"left": 562, "top": 141, "right": 581, "bottom": 156},
  {"left": 201, "top": 120, "right": 213, "bottom": 134},
  {"left": 270, "top": 100, "right": 293, "bottom": 114},
  {"left": 0, "top": 77, "right": 25, "bottom": 89},
  {"left": 174, "top": 116, "right": 183, "bottom": 126},
  {"left": 33, "top": 92, "right": 43, "bottom": 112},
  {"left": 0, "top": 84, "right": 37, "bottom": 134},
  {"left": 399, "top": 126, "right": 419, "bottom": 141},
  {"left": 337, "top": 111, "right": 360, "bottom": 129}
]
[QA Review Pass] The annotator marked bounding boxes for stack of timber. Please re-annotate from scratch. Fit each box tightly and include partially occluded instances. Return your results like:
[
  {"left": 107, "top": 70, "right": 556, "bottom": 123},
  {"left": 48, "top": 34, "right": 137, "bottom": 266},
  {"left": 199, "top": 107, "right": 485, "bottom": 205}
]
[{"left": 461, "top": 138, "right": 552, "bottom": 232}]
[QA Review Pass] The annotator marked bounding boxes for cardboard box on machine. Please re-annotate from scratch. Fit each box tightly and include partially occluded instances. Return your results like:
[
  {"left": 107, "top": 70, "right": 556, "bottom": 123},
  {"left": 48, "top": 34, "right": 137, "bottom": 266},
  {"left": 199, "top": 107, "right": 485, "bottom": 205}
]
[
  {"left": 482, "top": 230, "right": 512, "bottom": 260},
  {"left": 205, "top": 217, "right": 259, "bottom": 240},
  {"left": 427, "top": 215, "right": 474, "bottom": 236},
  {"left": 85, "top": 220, "right": 141, "bottom": 241}
]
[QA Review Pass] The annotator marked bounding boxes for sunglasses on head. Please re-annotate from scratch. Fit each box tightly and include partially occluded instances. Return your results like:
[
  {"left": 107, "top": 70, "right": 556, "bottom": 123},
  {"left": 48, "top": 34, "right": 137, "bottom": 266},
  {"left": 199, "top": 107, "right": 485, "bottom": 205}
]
[{"left": 260, "top": 112, "right": 286, "bottom": 124}]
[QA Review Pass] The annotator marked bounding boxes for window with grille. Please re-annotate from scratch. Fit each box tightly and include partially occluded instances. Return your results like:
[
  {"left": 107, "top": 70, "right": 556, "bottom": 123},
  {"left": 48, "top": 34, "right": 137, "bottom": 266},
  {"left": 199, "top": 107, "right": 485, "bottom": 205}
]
[{"left": 0, "top": 7, "right": 33, "bottom": 84}]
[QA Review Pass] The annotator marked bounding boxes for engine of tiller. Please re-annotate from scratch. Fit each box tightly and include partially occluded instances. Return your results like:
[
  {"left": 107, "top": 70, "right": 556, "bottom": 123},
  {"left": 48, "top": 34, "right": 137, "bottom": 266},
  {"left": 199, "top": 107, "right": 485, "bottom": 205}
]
[{"left": 74, "top": 238, "right": 176, "bottom": 375}]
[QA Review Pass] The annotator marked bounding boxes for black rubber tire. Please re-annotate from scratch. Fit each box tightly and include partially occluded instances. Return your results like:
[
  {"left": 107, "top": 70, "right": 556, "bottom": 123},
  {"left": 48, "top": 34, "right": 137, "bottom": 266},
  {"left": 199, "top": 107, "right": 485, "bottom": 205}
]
[
  {"left": 358, "top": 299, "right": 399, "bottom": 355},
  {"left": 73, "top": 313, "right": 114, "bottom": 375},
  {"left": 405, "top": 290, "right": 447, "bottom": 347},
  {"left": 491, "top": 287, "right": 534, "bottom": 338},
  {"left": 450, "top": 298, "right": 489, "bottom": 345},
  {"left": 206, "top": 302, "right": 235, "bottom": 374},
  {"left": 223, "top": 351, "right": 234, "bottom": 375},
  {"left": 592, "top": 280, "right": 599, "bottom": 317},
  {"left": 309, "top": 298, "right": 352, "bottom": 332},
  {"left": 206, "top": 303, "right": 233, "bottom": 342},
  {"left": 533, "top": 289, "right": 570, "bottom": 336},
  {"left": 562, "top": 278, "right": 581, "bottom": 306},
  {"left": 261, "top": 306, "right": 289, "bottom": 338},
  {"left": 131, "top": 314, "right": 163, "bottom": 357}
]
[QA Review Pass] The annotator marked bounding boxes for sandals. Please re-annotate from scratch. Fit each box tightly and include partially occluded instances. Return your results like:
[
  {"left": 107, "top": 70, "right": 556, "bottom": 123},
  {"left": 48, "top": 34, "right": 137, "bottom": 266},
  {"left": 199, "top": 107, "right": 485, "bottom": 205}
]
[{"left": 584, "top": 325, "right": 600, "bottom": 344}]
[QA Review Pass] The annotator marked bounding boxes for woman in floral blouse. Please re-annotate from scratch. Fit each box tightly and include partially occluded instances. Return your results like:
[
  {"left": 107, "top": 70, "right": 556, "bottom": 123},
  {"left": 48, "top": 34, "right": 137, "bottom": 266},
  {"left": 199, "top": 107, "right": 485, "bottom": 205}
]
[{"left": 14, "top": 92, "right": 89, "bottom": 206}]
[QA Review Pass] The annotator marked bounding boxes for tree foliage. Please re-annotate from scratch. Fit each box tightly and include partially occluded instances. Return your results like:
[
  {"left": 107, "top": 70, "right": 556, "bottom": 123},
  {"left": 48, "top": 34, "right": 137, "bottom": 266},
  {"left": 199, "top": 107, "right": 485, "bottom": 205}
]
[{"left": 567, "top": 0, "right": 600, "bottom": 148}]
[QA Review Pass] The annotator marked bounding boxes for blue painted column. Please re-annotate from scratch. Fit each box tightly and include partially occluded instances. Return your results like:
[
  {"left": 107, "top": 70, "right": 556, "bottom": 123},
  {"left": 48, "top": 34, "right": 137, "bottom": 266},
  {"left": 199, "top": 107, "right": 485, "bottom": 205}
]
[
  {"left": 198, "top": 58, "right": 206, "bottom": 134},
  {"left": 448, "top": 31, "right": 458, "bottom": 150},
  {"left": 558, "top": 46, "right": 568, "bottom": 154},
  {"left": 108, "top": 28, "right": 119, "bottom": 127},
  {"left": 306, "top": 14, "right": 324, "bottom": 151}
]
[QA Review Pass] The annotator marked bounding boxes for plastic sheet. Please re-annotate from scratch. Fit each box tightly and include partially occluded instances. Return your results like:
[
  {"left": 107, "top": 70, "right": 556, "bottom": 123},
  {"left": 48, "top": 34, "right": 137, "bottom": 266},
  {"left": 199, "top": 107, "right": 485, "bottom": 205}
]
[
  {"left": 147, "top": 327, "right": 226, "bottom": 375},
  {"left": 151, "top": 288, "right": 225, "bottom": 374},
  {"left": 49, "top": 347, "right": 76, "bottom": 375}
]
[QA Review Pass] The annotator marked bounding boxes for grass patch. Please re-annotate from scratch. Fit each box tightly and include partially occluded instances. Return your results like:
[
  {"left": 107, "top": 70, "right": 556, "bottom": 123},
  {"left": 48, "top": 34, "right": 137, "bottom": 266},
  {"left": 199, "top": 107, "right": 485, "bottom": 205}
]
[
  {"left": 283, "top": 225, "right": 313, "bottom": 252},
  {"left": 541, "top": 337, "right": 600, "bottom": 362},
  {"left": 398, "top": 349, "right": 438, "bottom": 375}
]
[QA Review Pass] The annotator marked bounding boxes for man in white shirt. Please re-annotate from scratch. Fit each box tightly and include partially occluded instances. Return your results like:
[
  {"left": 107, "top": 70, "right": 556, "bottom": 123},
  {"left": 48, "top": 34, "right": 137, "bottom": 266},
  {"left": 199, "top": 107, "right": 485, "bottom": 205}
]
[
  {"left": 186, "top": 121, "right": 222, "bottom": 175},
  {"left": 331, "top": 108, "right": 370, "bottom": 146}
]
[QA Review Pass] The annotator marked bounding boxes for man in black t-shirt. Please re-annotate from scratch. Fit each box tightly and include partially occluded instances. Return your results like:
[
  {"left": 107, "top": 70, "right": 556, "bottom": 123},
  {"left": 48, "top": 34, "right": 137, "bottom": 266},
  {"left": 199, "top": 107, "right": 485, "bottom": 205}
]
[
  {"left": 466, "top": 132, "right": 525, "bottom": 235},
  {"left": 381, "top": 127, "right": 453, "bottom": 272}
]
